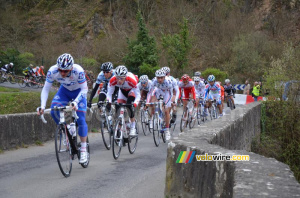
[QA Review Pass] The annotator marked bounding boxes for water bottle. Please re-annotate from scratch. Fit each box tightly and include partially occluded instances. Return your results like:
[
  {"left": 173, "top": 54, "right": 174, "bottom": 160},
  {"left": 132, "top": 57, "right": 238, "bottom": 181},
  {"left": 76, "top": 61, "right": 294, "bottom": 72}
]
[{"left": 68, "top": 122, "right": 76, "bottom": 137}]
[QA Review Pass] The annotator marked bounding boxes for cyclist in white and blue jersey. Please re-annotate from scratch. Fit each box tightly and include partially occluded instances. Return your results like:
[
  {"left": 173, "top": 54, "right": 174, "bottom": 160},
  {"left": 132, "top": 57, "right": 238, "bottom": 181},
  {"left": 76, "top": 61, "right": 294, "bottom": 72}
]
[
  {"left": 37, "top": 53, "right": 89, "bottom": 164},
  {"left": 87, "top": 62, "right": 118, "bottom": 109}
]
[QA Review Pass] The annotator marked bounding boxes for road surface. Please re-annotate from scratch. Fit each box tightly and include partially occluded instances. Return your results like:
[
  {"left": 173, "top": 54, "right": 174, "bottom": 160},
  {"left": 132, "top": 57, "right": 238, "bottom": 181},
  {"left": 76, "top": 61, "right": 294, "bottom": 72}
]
[{"left": 0, "top": 106, "right": 234, "bottom": 198}]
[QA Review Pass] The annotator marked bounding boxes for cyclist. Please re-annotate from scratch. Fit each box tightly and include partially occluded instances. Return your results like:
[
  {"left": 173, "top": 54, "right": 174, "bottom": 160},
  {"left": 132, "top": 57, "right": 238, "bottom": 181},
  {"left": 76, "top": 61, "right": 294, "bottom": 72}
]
[
  {"left": 178, "top": 74, "right": 196, "bottom": 120},
  {"left": 217, "top": 81, "right": 225, "bottom": 110},
  {"left": 37, "top": 53, "right": 89, "bottom": 164},
  {"left": 147, "top": 69, "right": 175, "bottom": 141},
  {"left": 204, "top": 75, "right": 223, "bottom": 117},
  {"left": 35, "top": 66, "right": 46, "bottom": 78},
  {"left": 1, "top": 62, "right": 14, "bottom": 78},
  {"left": 194, "top": 76, "right": 206, "bottom": 109},
  {"left": 138, "top": 75, "right": 152, "bottom": 104},
  {"left": 161, "top": 66, "right": 179, "bottom": 125},
  {"left": 22, "top": 64, "right": 35, "bottom": 84},
  {"left": 106, "top": 65, "right": 140, "bottom": 136},
  {"left": 87, "top": 62, "right": 118, "bottom": 110},
  {"left": 224, "top": 79, "right": 236, "bottom": 109}
]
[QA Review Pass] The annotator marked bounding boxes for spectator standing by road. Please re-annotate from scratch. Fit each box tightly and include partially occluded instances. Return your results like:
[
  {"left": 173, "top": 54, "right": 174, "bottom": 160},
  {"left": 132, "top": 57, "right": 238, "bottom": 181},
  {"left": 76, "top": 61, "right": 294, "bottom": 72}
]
[
  {"left": 252, "top": 81, "right": 260, "bottom": 101},
  {"left": 243, "top": 80, "right": 251, "bottom": 95}
]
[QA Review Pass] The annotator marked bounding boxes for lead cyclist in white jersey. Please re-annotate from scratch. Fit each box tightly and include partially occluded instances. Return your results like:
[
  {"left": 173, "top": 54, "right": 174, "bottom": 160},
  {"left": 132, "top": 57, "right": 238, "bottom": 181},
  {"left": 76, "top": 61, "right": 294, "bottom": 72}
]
[
  {"left": 147, "top": 69, "right": 175, "bottom": 141},
  {"left": 37, "top": 53, "right": 89, "bottom": 164}
]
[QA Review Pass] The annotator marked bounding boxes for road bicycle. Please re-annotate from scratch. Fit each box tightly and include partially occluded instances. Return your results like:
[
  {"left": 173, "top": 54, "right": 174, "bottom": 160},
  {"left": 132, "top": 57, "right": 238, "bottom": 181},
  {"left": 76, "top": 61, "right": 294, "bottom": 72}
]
[
  {"left": 139, "top": 100, "right": 151, "bottom": 136},
  {"left": 112, "top": 103, "right": 139, "bottom": 160},
  {"left": 0, "top": 71, "right": 17, "bottom": 84},
  {"left": 180, "top": 98, "right": 196, "bottom": 132},
  {"left": 196, "top": 97, "right": 207, "bottom": 125},
  {"left": 40, "top": 105, "right": 90, "bottom": 177}
]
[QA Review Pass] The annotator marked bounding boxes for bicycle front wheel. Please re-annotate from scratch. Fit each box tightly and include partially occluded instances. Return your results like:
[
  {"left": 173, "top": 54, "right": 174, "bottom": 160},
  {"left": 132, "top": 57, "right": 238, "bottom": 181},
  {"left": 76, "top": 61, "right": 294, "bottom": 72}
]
[
  {"left": 189, "top": 110, "right": 197, "bottom": 129},
  {"left": 100, "top": 119, "right": 112, "bottom": 150},
  {"left": 112, "top": 119, "right": 122, "bottom": 160},
  {"left": 180, "top": 109, "right": 188, "bottom": 132},
  {"left": 128, "top": 120, "right": 139, "bottom": 154},
  {"left": 153, "top": 113, "right": 160, "bottom": 147},
  {"left": 55, "top": 125, "right": 72, "bottom": 177},
  {"left": 8, "top": 75, "right": 16, "bottom": 84}
]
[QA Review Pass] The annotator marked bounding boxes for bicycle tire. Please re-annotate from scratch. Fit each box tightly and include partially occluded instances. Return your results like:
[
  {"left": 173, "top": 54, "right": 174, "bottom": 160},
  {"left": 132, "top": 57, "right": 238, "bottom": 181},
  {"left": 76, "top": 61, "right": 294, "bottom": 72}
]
[
  {"left": 79, "top": 137, "right": 90, "bottom": 168},
  {"left": 189, "top": 109, "right": 196, "bottom": 129},
  {"left": 140, "top": 110, "right": 149, "bottom": 136},
  {"left": 112, "top": 119, "right": 122, "bottom": 160},
  {"left": 197, "top": 106, "right": 202, "bottom": 125},
  {"left": 18, "top": 78, "right": 26, "bottom": 88},
  {"left": 229, "top": 99, "right": 234, "bottom": 110},
  {"left": 153, "top": 113, "right": 160, "bottom": 147},
  {"left": 8, "top": 75, "right": 16, "bottom": 84},
  {"left": 128, "top": 120, "right": 138, "bottom": 154},
  {"left": 100, "top": 119, "right": 112, "bottom": 150},
  {"left": 180, "top": 108, "right": 188, "bottom": 132},
  {"left": 55, "top": 125, "right": 72, "bottom": 177}
]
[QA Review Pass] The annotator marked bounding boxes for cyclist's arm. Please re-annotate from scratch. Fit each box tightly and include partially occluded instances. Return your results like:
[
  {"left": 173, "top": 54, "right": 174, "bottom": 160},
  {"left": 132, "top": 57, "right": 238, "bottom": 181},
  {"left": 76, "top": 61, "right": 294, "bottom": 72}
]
[
  {"left": 88, "top": 83, "right": 100, "bottom": 103},
  {"left": 174, "top": 85, "right": 179, "bottom": 102},
  {"left": 178, "top": 87, "right": 182, "bottom": 99},
  {"left": 132, "top": 86, "right": 141, "bottom": 105},
  {"left": 74, "top": 81, "right": 88, "bottom": 104},
  {"left": 41, "top": 81, "right": 52, "bottom": 109},
  {"left": 107, "top": 83, "right": 115, "bottom": 103},
  {"left": 191, "top": 86, "right": 196, "bottom": 100}
]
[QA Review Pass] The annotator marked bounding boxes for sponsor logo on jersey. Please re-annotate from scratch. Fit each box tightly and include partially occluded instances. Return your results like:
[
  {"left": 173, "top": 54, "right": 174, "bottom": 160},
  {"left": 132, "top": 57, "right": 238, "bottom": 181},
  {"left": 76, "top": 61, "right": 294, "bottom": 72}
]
[
  {"left": 54, "top": 95, "right": 60, "bottom": 100},
  {"left": 78, "top": 72, "right": 85, "bottom": 80}
]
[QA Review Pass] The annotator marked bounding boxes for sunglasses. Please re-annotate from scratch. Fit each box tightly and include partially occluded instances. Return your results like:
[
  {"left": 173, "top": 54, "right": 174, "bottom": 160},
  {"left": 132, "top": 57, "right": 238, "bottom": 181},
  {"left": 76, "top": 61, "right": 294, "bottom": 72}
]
[
  {"left": 103, "top": 71, "right": 110, "bottom": 74},
  {"left": 116, "top": 77, "right": 125, "bottom": 80},
  {"left": 141, "top": 82, "right": 147, "bottom": 84},
  {"left": 58, "top": 69, "right": 71, "bottom": 73}
]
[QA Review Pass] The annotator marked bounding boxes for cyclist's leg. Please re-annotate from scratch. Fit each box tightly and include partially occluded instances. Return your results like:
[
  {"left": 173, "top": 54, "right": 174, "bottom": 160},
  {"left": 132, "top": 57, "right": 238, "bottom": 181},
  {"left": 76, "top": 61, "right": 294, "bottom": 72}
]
[
  {"left": 50, "top": 87, "right": 69, "bottom": 124},
  {"left": 163, "top": 90, "right": 172, "bottom": 128}
]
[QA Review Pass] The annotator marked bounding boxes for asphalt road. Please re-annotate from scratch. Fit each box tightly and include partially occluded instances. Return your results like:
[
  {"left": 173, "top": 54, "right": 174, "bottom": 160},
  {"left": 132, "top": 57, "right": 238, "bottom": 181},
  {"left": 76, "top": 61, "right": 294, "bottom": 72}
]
[
  {"left": 0, "top": 106, "right": 234, "bottom": 198},
  {"left": 0, "top": 81, "right": 57, "bottom": 92}
]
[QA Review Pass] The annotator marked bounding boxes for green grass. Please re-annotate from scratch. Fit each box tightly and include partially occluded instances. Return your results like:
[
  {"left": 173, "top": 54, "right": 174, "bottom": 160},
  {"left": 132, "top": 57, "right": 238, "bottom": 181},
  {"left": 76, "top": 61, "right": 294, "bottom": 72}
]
[
  {"left": 35, "top": 140, "right": 43, "bottom": 146},
  {"left": 0, "top": 91, "right": 56, "bottom": 114},
  {"left": 0, "top": 87, "right": 20, "bottom": 92},
  {"left": 91, "top": 128, "right": 99, "bottom": 133}
]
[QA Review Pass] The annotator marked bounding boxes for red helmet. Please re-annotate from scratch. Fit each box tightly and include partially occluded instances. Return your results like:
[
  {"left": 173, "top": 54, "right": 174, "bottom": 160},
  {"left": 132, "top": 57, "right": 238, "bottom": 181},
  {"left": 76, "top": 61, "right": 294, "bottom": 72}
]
[{"left": 181, "top": 74, "right": 190, "bottom": 81}]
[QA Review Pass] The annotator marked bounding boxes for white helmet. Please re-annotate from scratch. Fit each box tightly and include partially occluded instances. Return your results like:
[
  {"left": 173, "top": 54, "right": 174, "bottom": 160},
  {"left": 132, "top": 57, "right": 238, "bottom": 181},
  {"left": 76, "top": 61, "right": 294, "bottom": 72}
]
[
  {"left": 155, "top": 69, "right": 166, "bottom": 77},
  {"left": 194, "top": 71, "right": 201, "bottom": 76},
  {"left": 139, "top": 75, "right": 148, "bottom": 83},
  {"left": 194, "top": 77, "right": 201, "bottom": 82},
  {"left": 225, "top": 79, "right": 230, "bottom": 83},
  {"left": 10, "top": 62, "right": 14, "bottom": 66},
  {"left": 115, "top": 65, "right": 128, "bottom": 77},
  {"left": 162, "top": 66, "right": 170, "bottom": 74},
  {"left": 57, "top": 53, "right": 74, "bottom": 70}
]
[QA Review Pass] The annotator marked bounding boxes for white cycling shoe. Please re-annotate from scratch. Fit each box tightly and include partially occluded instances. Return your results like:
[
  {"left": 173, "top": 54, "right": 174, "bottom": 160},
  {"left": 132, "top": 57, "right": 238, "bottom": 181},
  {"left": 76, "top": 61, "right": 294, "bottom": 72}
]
[
  {"left": 79, "top": 151, "right": 88, "bottom": 164},
  {"left": 165, "top": 130, "right": 171, "bottom": 141},
  {"left": 129, "top": 127, "right": 137, "bottom": 136}
]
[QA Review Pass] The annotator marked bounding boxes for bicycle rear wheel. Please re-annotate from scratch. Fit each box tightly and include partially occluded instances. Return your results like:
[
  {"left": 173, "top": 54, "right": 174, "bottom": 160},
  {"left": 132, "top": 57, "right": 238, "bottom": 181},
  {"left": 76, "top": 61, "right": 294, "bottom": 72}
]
[
  {"left": 128, "top": 120, "right": 139, "bottom": 154},
  {"left": 8, "top": 75, "right": 16, "bottom": 84},
  {"left": 100, "top": 119, "right": 112, "bottom": 150},
  {"left": 140, "top": 110, "right": 149, "bottom": 136},
  {"left": 18, "top": 78, "right": 26, "bottom": 88},
  {"left": 112, "top": 119, "right": 122, "bottom": 160},
  {"left": 152, "top": 113, "right": 160, "bottom": 147},
  {"left": 55, "top": 125, "right": 72, "bottom": 177}
]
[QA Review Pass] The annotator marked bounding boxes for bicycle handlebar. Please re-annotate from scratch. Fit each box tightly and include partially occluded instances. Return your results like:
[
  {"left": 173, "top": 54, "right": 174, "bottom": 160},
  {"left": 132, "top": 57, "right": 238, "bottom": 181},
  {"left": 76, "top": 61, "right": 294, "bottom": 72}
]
[{"left": 39, "top": 106, "right": 78, "bottom": 124}]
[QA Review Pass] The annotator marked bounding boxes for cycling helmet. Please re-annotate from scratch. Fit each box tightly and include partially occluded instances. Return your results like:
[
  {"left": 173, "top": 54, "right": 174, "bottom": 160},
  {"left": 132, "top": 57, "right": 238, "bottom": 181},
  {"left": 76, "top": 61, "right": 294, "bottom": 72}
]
[
  {"left": 207, "top": 75, "right": 215, "bottom": 82},
  {"left": 101, "top": 62, "right": 113, "bottom": 71},
  {"left": 194, "top": 71, "right": 201, "bottom": 76},
  {"left": 155, "top": 69, "right": 166, "bottom": 77},
  {"left": 139, "top": 75, "right": 149, "bottom": 83},
  {"left": 29, "top": 64, "right": 33, "bottom": 67},
  {"left": 57, "top": 53, "right": 74, "bottom": 70},
  {"left": 181, "top": 74, "right": 190, "bottom": 81},
  {"left": 194, "top": 77, "right": 201, "bottom": 82},
  {"left": 40, "top": 66, "right": 44, "bottom": 70},
  {"left": 162, "top": 66, "right": 170, "bottom": 74},
  {"left": 225, "top": 79, "right": 230, "bottom": 84},
  {"left": 115, "top": 65, "right": 128, "bottom": 77}
]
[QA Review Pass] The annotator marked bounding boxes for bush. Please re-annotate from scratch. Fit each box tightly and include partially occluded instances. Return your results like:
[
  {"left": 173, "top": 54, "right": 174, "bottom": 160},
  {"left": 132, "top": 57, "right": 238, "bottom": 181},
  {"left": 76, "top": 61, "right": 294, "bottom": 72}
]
[{"left": 201, "top": 68, "right": 227, "bottom": 83}]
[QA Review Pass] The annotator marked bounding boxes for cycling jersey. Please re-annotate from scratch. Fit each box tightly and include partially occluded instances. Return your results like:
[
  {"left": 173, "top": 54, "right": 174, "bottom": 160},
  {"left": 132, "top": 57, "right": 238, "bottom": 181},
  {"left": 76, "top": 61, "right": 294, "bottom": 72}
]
[
  {"left": 148, "top": 76, "right": 175, "bottom": 107},
  {"left": 22, "top": 67, "right": 34, "bottom": 76},
  {"left": 96, "top": 70, "right": 116, "bottom": 85},
  {"left": 107, "top": 72, "right": 140, "bottom": 105},
  {"left": 178, "top": 79, "right": 196, "bottom": 100},
  {"left": 224, "top": 84, "right": 235, "bottom": 96},
  {"left": 137, "top": 80, "right": 153, "bottom": 92},
  {"left": 37, "top": 67, "right": 45, "bottom": 76},
  {"left": 41, "top": 64, "right": 88, "bottom": 137},
  {"left": 195, "top": 80, "right": 206, "bottom": 98},
  {"left": 169, "top": 75, "right": 179, "bottom": 102},
  {"left": 204, "top": 82, "right": 221, "bottom": 104},
  {"left": 42, "top": 64, "right": 88, "bottom": 108}
]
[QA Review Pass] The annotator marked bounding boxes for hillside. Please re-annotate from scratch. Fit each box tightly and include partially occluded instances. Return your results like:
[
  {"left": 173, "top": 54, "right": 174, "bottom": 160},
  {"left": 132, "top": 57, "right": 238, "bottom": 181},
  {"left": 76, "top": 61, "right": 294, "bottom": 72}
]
[{"left": 1, "top": 0, "right": 300, "bottom": 81}]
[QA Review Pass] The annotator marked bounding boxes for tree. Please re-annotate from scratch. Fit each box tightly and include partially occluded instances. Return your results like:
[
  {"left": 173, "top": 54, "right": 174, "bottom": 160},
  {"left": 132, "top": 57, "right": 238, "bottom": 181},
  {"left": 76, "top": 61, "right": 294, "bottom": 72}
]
[
  {"left": 123, "top": 11, "right": 159, "bottom": 76},
  {"left": 201, "top": 68, "right": 228, "bottom": 83},
  {"left": 162, "top": 17, "right": 191, "bottom": 71}
]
